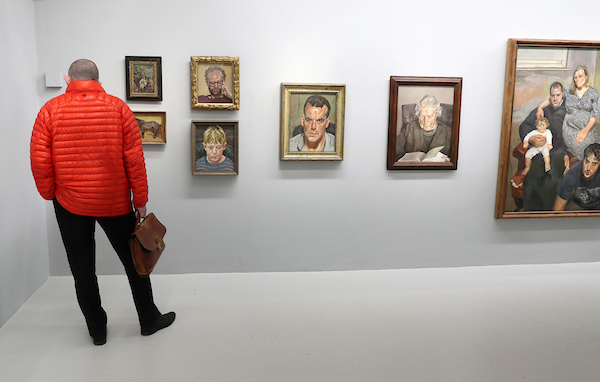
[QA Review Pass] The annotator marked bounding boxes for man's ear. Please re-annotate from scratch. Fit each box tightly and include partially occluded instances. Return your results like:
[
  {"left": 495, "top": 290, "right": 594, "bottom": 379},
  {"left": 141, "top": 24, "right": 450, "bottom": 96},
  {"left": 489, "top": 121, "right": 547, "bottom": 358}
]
[{"left": 63, "top": 75, "right": 71, "bottom": 85}]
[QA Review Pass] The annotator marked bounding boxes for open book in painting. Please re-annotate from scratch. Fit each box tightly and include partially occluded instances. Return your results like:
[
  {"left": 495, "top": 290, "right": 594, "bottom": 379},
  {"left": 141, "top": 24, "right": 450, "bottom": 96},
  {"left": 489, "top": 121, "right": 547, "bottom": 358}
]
[{"left": 396, "top": 146, "right": 448, "bottom": 162}]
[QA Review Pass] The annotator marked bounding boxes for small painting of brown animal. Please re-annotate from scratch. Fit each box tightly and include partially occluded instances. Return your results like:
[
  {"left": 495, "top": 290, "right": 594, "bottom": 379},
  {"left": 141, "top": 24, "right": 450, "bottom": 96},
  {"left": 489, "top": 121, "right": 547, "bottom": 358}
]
[{"left": 137, "top": 118, "right": 160, "bottom": 139}]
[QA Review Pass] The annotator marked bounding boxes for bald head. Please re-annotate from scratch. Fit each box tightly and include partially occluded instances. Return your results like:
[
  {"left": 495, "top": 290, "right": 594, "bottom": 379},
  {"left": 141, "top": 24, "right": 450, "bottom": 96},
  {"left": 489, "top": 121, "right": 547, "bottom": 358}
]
[{"left": 68, "top": 59, "right": 99, "bottom": 81}]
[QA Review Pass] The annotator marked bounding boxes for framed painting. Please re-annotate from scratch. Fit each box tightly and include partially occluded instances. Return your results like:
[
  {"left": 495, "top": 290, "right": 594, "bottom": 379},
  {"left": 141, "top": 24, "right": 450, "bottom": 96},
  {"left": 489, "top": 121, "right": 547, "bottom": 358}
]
[
  {"left": 191, "top": 56, "right": 239, "bottom": 110},
  {"left": 192, "top": 120, "right": 238, "bottom": 175},
  {"left": 133, "top": 111, "right": 166, "bottom": 145},
  {"left": 495, "top": 39, "right": 600, "bottom": 219},
  {"left": 125, "top": 56, "right": 162, "bottom": 101},
  {"left": 280, "top": 83, "right": 345, "bottom": 161},
  {"left": 387, "top": 76, "right": 462, "bottom": 170}
]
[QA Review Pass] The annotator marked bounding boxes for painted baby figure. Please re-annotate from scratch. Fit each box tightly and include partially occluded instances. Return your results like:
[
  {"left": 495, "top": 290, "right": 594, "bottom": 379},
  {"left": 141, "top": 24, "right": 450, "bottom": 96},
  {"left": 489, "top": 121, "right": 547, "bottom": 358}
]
[{"left": 522, "top": 117, "right": 553, "bottom": 175}]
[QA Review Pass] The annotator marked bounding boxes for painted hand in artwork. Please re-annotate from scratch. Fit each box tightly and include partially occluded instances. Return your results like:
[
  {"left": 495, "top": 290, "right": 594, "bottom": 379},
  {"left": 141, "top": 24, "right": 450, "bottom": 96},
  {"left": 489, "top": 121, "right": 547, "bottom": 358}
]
[
  {"left": 576, "top": 129, "right": 589, "bottom": 143},
  {"left": 536, "top": 107, "right": 544, "bottom": 119},
  {"left": 222, "top": 84, "right": 233, "bottom": 100},
  {"left": 528, "top": 135, "right": 546, "bottom": 148}
]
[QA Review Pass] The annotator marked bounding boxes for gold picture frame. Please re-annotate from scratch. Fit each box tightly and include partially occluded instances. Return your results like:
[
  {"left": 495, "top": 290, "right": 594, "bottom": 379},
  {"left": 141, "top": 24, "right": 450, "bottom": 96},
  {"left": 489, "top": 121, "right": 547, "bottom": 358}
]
[
  {"left": 133, "top": 111, "right": 166, "bottom": 145},
  {"left": 280, "top": 83, "right": 345, "bottom": 161},
  {"left": 191, "top": 56, "right": 239, "bottom": 110},
  {"left": 495, "top": 38, "right": 600, "bottom": 219}
]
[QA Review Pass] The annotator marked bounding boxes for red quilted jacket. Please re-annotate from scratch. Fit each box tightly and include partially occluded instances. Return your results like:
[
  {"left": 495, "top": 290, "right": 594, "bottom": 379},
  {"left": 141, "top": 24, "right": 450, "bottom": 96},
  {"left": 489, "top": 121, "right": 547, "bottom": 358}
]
[{"left": 30, "top": 81, "right": 148, "bottom": 217}]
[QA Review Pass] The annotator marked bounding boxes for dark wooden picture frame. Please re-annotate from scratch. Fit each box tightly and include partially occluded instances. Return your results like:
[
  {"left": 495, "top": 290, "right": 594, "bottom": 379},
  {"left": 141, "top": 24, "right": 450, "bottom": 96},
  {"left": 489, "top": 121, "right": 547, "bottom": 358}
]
[
  {"left": 133, "top": 111, "right": 166, "bottom": 145},
  {"left": 495, "top": 39, "right": 600, "bottom": 219},
  {"left": 192, "top": 120, "right": 238, "bottom": 175},
  {"left": 191, "top": 56, "right": 239, "bottom": 110},
  {"left": 387, "top": 76, "right": 462, "bottom": 170},
  {"left": 125, "top": 56, "right": 162, "bottom": 101}
]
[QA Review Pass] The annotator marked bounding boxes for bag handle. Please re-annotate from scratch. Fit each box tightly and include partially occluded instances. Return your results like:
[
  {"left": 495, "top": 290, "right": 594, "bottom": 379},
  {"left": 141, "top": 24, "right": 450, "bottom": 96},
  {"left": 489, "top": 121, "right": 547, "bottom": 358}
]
[{"left": 134, "top": 209, "right": 144, "bottom": 226}]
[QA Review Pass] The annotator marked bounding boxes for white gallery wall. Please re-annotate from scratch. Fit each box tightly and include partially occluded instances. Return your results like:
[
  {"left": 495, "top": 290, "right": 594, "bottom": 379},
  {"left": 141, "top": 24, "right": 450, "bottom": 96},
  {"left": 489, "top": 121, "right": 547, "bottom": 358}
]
[
  {"left": 28, "top": 0, "right": 600, "bottom": 277},
  {"left": 0, "top": 0, "right": 49, "bottom": 327}
]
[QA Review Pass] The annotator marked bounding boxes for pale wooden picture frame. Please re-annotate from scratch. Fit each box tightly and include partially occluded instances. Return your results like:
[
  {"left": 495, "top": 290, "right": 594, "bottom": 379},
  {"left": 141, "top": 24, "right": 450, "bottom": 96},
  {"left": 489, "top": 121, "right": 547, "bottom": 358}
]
[{"left": 133, "top": 111, "right": 166, "bottom": 145}]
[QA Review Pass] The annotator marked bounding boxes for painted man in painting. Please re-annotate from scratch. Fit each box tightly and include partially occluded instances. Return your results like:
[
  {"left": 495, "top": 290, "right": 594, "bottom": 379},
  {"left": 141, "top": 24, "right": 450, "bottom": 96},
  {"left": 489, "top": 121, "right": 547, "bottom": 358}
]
[
  {"left": 518, "top": 82, "right": 567, "bottom": 211},
  {"left": 197, "top": 66, "right": 232, "bottom": 103},
  {"left": 395, "top": 94, "right": 452, "bottom": 162},
  {"left": 289, "top": 95, "right": 336, "bottom": 152},
  {"left": 554, "top": 143, "right": 600, "bottom": 210}
]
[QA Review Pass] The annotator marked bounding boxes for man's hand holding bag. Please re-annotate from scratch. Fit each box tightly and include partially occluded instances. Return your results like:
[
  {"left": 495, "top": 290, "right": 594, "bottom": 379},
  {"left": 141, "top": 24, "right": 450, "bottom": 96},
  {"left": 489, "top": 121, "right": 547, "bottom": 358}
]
[{"left": 129, "top": 212, "right": 166, "bottom": 276}]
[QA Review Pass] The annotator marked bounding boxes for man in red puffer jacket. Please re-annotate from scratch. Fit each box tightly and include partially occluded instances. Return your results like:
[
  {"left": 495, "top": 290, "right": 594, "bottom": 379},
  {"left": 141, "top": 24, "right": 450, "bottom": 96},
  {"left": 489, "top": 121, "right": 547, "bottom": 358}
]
[{"left": 30, "top": 59, "right": 175, "bottom": 345}]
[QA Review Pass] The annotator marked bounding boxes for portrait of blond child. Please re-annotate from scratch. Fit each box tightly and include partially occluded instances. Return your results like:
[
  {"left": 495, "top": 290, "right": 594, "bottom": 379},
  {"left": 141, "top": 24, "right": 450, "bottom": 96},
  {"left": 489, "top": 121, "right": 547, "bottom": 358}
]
[
  {"left": 195, "top": 125, "right": 235, "bottom": 171},
  {"left": 522, "top": 117, "right": 553, "bottom": 175}
]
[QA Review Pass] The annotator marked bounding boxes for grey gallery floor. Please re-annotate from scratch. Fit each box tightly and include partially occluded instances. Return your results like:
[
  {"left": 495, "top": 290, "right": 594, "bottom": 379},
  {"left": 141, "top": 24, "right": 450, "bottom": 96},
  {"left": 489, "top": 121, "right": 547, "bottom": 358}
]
[{"left": 1, "top": 264, "right": 600, "bottom": 382}]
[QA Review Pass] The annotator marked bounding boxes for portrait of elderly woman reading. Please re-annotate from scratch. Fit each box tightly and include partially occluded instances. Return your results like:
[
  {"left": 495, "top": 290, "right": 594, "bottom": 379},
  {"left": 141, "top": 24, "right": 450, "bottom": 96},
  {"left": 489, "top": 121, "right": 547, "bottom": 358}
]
[{"left": 395, "top": 94, "right": 452, "bottom": 162}]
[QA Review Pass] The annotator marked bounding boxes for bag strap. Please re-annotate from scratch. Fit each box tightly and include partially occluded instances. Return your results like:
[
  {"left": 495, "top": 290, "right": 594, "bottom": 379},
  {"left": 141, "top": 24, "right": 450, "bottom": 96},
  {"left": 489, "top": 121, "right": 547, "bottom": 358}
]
[{"left": 134, "top": 209, "right": 143, "bottom": 226}]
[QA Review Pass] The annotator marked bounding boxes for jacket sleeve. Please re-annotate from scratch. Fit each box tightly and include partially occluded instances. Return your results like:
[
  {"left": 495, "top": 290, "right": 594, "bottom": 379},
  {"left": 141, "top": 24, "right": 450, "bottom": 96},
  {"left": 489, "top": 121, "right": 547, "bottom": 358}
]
[
  {"left": 121, "top": 104, "right": 148, "bottom": 208},
  {"left": 30, "top": 107, "right": 55, "bottom": 200}
]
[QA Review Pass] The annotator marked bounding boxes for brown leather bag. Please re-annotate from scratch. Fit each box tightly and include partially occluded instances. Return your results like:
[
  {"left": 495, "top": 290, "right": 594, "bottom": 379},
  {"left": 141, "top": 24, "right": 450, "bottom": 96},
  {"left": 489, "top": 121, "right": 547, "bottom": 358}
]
[{"left": 129, "top": 213, "right": 166, "bottom": 276}]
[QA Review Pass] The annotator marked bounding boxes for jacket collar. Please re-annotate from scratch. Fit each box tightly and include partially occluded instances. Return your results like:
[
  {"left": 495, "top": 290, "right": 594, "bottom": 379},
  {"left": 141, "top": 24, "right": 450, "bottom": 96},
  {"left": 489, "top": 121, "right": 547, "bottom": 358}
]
[{"left": 66, "top": 80, "right": 106, "bottom": 94}]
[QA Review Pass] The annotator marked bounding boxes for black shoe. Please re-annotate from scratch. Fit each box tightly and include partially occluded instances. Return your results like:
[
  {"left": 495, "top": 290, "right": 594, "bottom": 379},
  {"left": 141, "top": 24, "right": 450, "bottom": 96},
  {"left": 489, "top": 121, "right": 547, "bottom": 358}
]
[
  {"left": 141, "top": 312, "right": 176, "bottom": 336},
  {"left": 91, "top": 330, "right": 107, "bottom": 346}
]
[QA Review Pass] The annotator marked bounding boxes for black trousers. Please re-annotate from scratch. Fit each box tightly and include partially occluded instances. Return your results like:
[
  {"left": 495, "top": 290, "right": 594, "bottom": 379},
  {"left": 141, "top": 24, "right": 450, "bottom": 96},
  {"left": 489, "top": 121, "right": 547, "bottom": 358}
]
[{"left": 53, "top": 199, "right": 160, "bottom": 335}]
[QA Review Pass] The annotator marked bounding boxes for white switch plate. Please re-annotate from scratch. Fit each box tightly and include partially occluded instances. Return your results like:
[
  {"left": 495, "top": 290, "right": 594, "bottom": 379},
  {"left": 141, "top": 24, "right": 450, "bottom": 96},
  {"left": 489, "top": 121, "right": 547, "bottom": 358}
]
[{"left": 45, "top": 71, "right": 63, "bottom": 88}]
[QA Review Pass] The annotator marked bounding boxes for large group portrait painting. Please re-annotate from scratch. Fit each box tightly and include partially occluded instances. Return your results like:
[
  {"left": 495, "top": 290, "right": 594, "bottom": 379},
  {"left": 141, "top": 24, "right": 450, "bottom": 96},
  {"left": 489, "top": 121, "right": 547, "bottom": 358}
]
[{"left": 496, "top": 39, "right": 600, "bottom": 218}]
